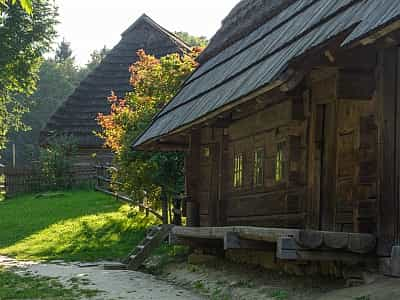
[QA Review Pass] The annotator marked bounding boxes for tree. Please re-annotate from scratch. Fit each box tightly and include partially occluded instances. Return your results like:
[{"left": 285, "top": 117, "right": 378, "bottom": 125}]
[
  {"left": 0, "top": 0, "right": 57, "bottom": 151},
  {"left": 1, "top": 58, "right": 82, "bottom": 164},
  {"left": 0, "top": 0, "right": 32, "bottom": 14},
  {"left": 97, "top": 49, "right": 200, "bottom": 204},
  {"left": 174, "top": 31, "right": 208, "bottom": 48},
  {"left": 86, "top": 46, "right": 108, "bottom": 72},
  {"left": 2, "top": 44, "right": 110, "bottom": 166},
  {"left": 55, "top": 38, "right": 74, "bottom": 63}
]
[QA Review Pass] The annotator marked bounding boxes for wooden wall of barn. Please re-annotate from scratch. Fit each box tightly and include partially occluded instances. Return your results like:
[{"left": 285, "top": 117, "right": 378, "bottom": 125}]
[
  {"left": 186, "top": 45, "right": 382, "bottom": 235},
  {"left": 72, "top": 147, "right": 113, "bottom": 181}
]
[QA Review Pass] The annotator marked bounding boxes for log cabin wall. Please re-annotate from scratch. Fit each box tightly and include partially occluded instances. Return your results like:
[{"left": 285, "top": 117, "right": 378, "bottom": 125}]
[
  {"left": 185, "top": 46, "right": 381, "bottom": 234},
  {"left": 71, "top": 147, "right": 113, "bottom": 181},
  {"left": 223, "top": 99, "right": 308, "bottom": 228},
  {"left": 376, "top": 46, "right": 400, "bottom": 256},
  {"left": 306, "top": 49, "right": 379, "bottom": 234}
]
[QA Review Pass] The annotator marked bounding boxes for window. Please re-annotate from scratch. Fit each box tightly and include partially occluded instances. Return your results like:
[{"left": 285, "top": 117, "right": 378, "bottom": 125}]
[
  {"left": 253, "top": 148, "right": 264, "bottom": 186},
  {"left": 233, "top": 153, "right": 243, "bottom": 188},
  {"left": 275, "top": 142, "right": 285, "bottom": 182}
]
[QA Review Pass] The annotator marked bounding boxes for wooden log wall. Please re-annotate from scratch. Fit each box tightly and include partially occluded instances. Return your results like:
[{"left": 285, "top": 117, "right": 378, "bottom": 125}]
[
  {"left": 71, "top": 147, "right": 113, "bottom": 182},
  {"left": 184, "top": 45, "right": 384, "bottom": 239}
]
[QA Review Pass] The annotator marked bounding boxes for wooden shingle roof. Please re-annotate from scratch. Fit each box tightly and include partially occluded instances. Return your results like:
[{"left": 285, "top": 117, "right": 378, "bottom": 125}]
[
  {"left": 133, "top": 0, "right": 400, "bottom": 149},
  {"left": 41, "top": 14, "right": 191, "bottom": 147}
]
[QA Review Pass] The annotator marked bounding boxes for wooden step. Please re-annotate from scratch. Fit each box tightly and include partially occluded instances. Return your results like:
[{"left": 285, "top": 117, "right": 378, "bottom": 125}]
[{"left": 127, "top": 224, "right": 174, "bottom": 271}]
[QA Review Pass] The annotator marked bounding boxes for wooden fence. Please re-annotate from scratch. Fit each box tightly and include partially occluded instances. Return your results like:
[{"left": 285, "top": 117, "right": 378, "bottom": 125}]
[
  {"left": 94, "top": 165, "right": 186, "bottom": 224},
  {"left": 2, "top": 166, "right": 96, "bottom": 197}
]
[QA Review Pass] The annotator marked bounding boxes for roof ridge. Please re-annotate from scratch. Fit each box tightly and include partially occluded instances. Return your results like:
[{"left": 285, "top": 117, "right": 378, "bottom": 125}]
[{"left": 122, "top": 14, "right": 191, "bottom": 51}]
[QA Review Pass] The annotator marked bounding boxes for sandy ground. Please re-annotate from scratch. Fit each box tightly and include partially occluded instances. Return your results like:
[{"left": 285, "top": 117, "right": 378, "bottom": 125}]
[
  {"left": 0, "top": 256, "right": 203, "bottom": 300},
  {"left": 3, "top": 254, "right": 400, "bottom": 300},
  {"left": 318, "top": 277, "right": 400, "bottom": 300}
]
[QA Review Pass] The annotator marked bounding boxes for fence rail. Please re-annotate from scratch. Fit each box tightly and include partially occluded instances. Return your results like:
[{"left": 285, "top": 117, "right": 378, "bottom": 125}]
[
  {"left": 2, "top": 166, "right": 95, "bottom": 197},
  {"left": 95, "top": 164, "right": 165, "bottom": 222}
]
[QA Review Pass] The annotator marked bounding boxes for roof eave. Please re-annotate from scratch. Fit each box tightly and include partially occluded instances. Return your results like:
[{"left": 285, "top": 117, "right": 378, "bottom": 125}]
[{"left": 132, "top": 75, "right": 290, "bottom": 151}]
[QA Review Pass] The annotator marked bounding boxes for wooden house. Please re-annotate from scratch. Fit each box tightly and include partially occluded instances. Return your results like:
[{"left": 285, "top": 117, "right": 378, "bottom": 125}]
[
  {"left": 41, "top": 15, "right": 190, "bottom": 180},
  {"left": 133, "top": 1, "right": 400, "bottom": 275}
]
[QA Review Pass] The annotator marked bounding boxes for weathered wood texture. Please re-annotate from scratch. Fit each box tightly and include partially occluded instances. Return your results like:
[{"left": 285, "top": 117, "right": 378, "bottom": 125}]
[
  {"left": 172, "top": 226, "right": 376, "bottom": 255},
  {"left": 3, "top": 166, "right": 95, "bottom": 197},
  {"left": 376, "top": 48, "right": 399, "bottom": 256},
  {"left": 180, "top": 37, "right": 392, "bottom": 258}
]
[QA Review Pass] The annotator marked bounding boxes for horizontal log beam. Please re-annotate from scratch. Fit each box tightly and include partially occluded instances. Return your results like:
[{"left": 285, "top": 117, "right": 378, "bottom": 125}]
[
  {"left": 224, "top": 232, "right": 275, "bottom": 251},
  {"left": 172, "top": 226, "right": 377, "bottom": 254},
  {"left": 277, "top": 237, "right": 376, "bottom": 263}
]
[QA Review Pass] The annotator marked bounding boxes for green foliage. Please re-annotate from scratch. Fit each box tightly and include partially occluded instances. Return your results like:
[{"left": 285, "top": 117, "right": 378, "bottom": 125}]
[
  {"left": 0, "top": 267, "right": 101, "bottom": 299},
  {"left": 0, "top": 0, "right": 32, "bottom": 14},
  {"left": 270, "top": 289, "right": 289, "bottom": 300},
  {"left": 175, "top": 31, "right": 209, "bottom": 47},
  {"left": 2, "top": 47, "right": 104, "bottom": 166},
  {"left": 0, "top": 0, "right": 57, "bottom": 151},
  {"left": 98, "top": 50, "right": 199, "bottom": 205},
  {"left": 0, "top": 190, "right": 160, "bottom": 261},
  {"left": 39, "top": 135, "right": 77, "bottom": 189},
  {"left": 85, "top": 46, "right": 109, "bottom": 73},
  {"left": 54, "top": 38, "right": 74, "bottom": 63},
  {"left": 354, "top": 296, "right": 371, "bottom": 300}
]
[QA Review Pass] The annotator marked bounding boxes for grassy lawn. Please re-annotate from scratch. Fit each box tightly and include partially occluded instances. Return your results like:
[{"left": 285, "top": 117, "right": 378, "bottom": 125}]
[
  {"left": 0, "top": 190, "right": 160, "bottom": 262},
  {"left": 0, "top": 267, "right": 100, "bottom": 299}
]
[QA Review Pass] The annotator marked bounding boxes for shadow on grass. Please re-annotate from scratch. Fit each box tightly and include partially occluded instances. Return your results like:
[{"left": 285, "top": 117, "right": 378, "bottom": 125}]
[{"left": 0, "top": 190, "right": 159, "bottom": 261}]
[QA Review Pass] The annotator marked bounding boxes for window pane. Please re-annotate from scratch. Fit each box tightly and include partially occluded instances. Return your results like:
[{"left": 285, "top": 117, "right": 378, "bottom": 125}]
[
  {"left": 233, "top": 153, "right": 243, "bottom": 188},
  {"left": 254, "top": 148, "right": 264, "bottom": 186},
  {"left": 275, "top": 143, "right": 285, "bottom": 182}
]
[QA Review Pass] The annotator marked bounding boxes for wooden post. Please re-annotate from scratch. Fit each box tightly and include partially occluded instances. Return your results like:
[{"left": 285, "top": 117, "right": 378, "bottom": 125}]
[
  {"left": 377, "top": 48, "right": 398, "bottom": 256},
  {"left": 186, "top": 130, "right": 201, "bottom": 227},
  {"left": 161, "top": 193, "right": 169, "bottom": 225}
]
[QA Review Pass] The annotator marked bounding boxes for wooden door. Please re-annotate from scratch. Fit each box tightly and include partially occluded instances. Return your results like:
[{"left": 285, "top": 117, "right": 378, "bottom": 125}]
[
  {"left": 198, "top": 142, "right": 221, "bottom": 226},
  {"left": 311, "top": 102, "right": 336, "bottom": 231}
]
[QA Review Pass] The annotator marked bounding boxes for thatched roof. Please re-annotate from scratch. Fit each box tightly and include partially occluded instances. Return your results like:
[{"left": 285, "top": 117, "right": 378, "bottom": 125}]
[
  {"left": 133, "top": 0, "right": 400, "bottom": 149},
  {"left": 198, "top": 0, "right": 295, "bottom": 63},
  {"left": 41, "top": 14, "right": 190, "bottom": 148}
]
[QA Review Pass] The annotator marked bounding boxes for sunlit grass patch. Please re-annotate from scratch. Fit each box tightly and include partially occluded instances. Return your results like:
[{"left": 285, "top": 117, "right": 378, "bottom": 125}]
[{"left": 0, "top": 190, "right": 159, "bottom": 262}]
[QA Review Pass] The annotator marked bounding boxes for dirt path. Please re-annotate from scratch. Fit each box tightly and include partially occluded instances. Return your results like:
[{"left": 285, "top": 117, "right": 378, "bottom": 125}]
[{"left": 0, "top": 256, "right": 203, "bottom": 300}]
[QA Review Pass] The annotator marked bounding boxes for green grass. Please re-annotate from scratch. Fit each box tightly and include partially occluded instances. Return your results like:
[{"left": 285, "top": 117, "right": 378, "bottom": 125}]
[
  {"left": 0, "top": 267, "right": 101, "bottom": 299},
  {"left": 270, "top": 289, "right": 289, "bottom": 300},
  {"left": 0, "top": 190, "right": 160, "bottom": 261}
]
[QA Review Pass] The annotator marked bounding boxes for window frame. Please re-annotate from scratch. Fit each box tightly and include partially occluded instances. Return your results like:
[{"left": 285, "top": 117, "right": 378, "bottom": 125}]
[
  {"left": 253, "top": 147, "right": 264, "bottom": 187},
  {"left": 275, "top": 142, "right": 286, "bottom": 183},
  {"left": 233, "top": 152, "right": 244, "bottom": 189}
]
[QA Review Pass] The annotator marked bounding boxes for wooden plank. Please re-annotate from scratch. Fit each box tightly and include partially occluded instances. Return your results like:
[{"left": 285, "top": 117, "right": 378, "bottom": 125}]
[
  {"left": 223, "top": 232, "right": 275, "bottom": 250},
  {"left": 320, "top": 102, "right": 337, "bottom": 231},
  {"left": 297, "top": 230, "right": 323, "bottom": 249},
  {"left": 337, "top": 70, "right": 375, "bottom": 100},
  {"left": 348, "top": 233, "right": 377, "bottom": 254},
  {"left": 173, "top": 226, "right": 376, "bottom": 254},
  {"left": 172, "top": 226, "right": 300, "bottom": 243},
  {"left": 226, "top": 213, "right": 306, "bottom": 227},
  {"left": 208, "top": 141, "right": 220, "bottom": 226},
  {"left": 127, "top": 225, "right": 173, "bottom": 270},
  {"left": 323, "top": 231, "right": 349, "bottom": 249},
  {"left": 186, "top": 130, "right": 201, "bottom": 226},
  {"left": 377, "top": 48, "right": 397, "bottom": 256},
  {"left": 277, "top": 237, "right": 375, "bottom": 263}
]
